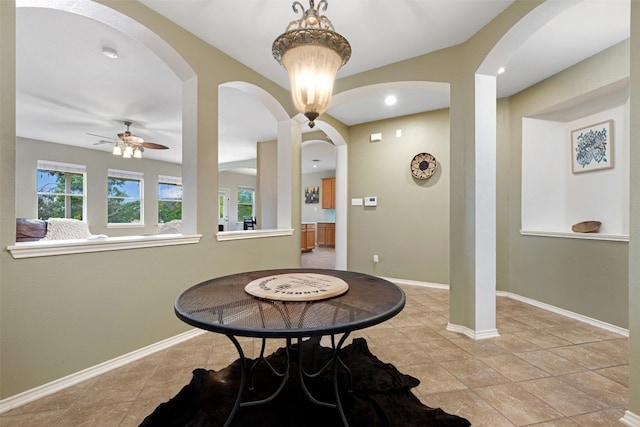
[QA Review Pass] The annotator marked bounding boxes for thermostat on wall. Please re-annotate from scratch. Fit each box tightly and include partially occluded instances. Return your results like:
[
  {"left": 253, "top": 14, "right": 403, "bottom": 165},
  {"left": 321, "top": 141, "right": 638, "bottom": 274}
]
[{"left": 364, "top": 196, "right": 377, "bottom": 206}]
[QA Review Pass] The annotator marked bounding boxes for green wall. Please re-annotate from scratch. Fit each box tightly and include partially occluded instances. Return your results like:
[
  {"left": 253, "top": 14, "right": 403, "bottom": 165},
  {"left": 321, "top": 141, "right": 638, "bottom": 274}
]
[
  {"left": 1, "top": 0, "right": 638, "bottom": 415},
  {"left": 347, "top": 109, "right": 450, "bottom": 284},
  {"left": 628, "top": 0, "right": 640, "bottom": 416},
  {"left": 1, "top": 0, "right": 301, "bottom": 398},
  {"left": 501, "top": 41, "right": 630, "bottom": 328}
]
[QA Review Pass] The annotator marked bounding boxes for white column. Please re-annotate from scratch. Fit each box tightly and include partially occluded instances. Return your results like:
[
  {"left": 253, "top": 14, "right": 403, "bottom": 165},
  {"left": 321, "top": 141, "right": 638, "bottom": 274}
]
[
  {"left": 334, "top": 144, "right": 348, "bottom": 270},
  {"left": 276, "top": 119, "right": 296, "bottom": 230},
  {"left": 474, "top": 73, "right": 498, "bottom": 338}
]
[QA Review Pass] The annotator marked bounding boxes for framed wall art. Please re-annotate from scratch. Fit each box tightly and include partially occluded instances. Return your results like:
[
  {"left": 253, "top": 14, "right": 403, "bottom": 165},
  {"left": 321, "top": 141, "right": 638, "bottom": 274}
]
[
  {"left": 571, "top": 119, "right": 613, "bottom": 174},
  {"left": 304, "top": 186, "right": 319, "bottom": 204}
]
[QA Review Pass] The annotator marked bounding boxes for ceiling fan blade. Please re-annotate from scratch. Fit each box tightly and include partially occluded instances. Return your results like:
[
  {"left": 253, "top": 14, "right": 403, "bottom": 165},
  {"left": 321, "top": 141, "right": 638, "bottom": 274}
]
[
  {"left": 141, "top": 142, "right": 169, "bottom": 150},
  {"left": 93, "top": 140, "right": 115, "bottom": 146},
  {"left": 86, "top": 132, "right": 115, "bottom": 140}
]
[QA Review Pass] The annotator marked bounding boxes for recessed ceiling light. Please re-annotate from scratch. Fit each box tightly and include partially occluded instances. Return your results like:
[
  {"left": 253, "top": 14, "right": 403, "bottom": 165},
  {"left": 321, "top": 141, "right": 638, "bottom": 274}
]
[
  {"left": 102, "top": 47, "right": 119, "bottom": 59},
  {"left": 384, "top": 95, "right": 397, "bottom": 106},
  {"left": 497, "top": 66, "right": 506, "bottom": 75}
]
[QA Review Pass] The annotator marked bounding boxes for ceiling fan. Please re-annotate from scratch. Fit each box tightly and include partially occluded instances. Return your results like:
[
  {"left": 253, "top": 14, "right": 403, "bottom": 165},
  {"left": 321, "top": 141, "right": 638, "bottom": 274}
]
[{"left": 87, "top": 121, "right": 169, "bottom": 159}]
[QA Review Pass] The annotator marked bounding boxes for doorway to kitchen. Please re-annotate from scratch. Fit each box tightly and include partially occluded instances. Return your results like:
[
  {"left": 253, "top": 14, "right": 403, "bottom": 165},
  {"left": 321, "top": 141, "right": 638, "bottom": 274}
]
[{"left": 301, "top": 138, "right": 337, "bottom": 268}]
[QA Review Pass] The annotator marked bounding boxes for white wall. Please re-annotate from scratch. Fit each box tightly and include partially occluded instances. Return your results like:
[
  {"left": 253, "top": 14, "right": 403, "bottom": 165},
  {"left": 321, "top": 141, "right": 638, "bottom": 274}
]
[
  {"left": 301, "top": 170, "right": 335, "bottom": 223},
  {"left": 218, "top": 170, "right": 257, "bottom": 231},
  {"left": 16, "top": 137, "right": 182, "bottom": 236},
  {"left": 522, "top": 102, "right": 629, "bottom": 236}
]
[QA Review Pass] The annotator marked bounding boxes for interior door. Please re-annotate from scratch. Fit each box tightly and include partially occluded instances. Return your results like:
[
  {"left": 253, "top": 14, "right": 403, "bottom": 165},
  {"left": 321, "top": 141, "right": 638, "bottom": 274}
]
[{"left": 218, "top": 188, "right": 230, "bottom": 231}]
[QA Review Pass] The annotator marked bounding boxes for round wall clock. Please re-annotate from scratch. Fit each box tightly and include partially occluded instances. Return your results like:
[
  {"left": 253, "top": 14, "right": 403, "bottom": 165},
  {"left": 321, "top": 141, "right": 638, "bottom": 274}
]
[{"left": 410, "top": 152, "right": 437, "bottom": 179}]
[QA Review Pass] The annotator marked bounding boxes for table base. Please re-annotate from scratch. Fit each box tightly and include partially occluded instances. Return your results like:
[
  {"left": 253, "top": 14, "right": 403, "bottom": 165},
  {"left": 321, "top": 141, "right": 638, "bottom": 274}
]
[{"left": 224, "top": 333, "right": 353, "bottom": 427}]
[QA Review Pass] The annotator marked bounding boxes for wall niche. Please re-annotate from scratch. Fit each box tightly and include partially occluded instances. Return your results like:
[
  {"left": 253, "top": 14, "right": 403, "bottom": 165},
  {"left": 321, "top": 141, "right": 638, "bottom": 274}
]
[{"left": 521, "top": 81, "right": 629, "bottom": 240}]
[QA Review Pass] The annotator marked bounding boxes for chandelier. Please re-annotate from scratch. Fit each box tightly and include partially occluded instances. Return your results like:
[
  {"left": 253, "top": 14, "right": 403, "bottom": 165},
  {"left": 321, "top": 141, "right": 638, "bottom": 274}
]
[{"left": 272, "top": 0, "right": 351, "bottom": 128}]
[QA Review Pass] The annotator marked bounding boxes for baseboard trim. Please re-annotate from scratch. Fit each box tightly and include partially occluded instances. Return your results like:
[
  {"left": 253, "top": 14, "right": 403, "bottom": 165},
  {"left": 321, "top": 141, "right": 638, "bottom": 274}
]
[
  {"left": 0, "top": 278, "right": 630, "bottom": 414},
  {"left": 0, "top": 328, "right": 205, "bottom": 415},
  {"left": 384, "top": 276, "right": 628, "bottom": 338},
  {"left": 446, "top": 323, "right": 500, "bottom": 340},
  {"left": 496, "top": 291, "right": 629, "bottom": 337},
  {"left": 380, "top": 276, "right": 449, "bottom": 290},
  {"left": 620, "top": 410, "right": 640, "bottom": 426}
]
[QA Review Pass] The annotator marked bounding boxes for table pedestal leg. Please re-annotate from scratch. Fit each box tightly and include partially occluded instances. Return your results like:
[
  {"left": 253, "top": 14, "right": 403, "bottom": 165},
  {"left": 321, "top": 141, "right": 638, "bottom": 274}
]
[
  {"left": 223, "top": 334, "right": 247, "bottom": 427},
  {"left": 298, "top": 332, "right": 351, "bottom": 427},
  {"left": 224, "top": 335, "right": 291, "bottom": 426},
  {"left": 224, "top": 333, "right": 351, "bottom": 427}
]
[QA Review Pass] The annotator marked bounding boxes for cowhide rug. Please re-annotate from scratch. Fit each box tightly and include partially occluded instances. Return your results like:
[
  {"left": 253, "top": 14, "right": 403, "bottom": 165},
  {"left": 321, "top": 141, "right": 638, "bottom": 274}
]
[{"left": 140, "top": 337, "right": 471, "bottom": 427}]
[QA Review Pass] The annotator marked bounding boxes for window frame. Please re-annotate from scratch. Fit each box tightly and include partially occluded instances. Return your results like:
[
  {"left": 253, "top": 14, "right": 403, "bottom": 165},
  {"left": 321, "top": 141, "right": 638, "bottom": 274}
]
[
  {"left": 36, "top": 160, "right": 87, "bottom": 221},
  {"left": 236, "top": 186, "right": 255, "bottom": 223},
  {"left": 107, "top": 169, "right": 144, "bottom": 227},
  {"left": 157, "top": 175, "right": 183, "bottom": 224}
]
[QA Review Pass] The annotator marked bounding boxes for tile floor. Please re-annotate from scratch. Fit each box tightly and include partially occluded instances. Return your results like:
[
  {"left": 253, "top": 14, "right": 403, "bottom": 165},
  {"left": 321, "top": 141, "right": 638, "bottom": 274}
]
[
  {"left": 301, "top": 245, "right": 336, "bottom": 269},
  {"left": 0, "top": 251, "right": 628, "bottom": 426}
]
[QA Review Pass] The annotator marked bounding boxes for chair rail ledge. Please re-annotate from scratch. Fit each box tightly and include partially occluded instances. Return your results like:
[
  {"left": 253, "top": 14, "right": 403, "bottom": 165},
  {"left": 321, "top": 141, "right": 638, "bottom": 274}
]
[
  {"left": 216, "top": 228, "right": 294, "bottom": 241},
  {"left": 7, "top": 234, "right": 202, "bottom": 259}
]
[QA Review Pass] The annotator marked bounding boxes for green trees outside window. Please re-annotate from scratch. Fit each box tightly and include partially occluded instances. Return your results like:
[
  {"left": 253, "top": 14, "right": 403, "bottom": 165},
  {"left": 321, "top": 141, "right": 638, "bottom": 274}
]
[
  {"left": 237, "top": 188, "right": 254, "bottom": 222},
  {"left": 158, "top": 182, "right": 182, "bottom": 223},
  {"left": 36, "top": 169, "right": 84, "bottom": 220},
  {"left": 108, "top": 177, "right": 142, "bottom": 224}
]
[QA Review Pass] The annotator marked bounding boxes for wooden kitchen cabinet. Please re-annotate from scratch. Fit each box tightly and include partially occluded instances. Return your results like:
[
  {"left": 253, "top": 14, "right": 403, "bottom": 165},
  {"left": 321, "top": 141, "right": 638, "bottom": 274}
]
[
  {"left": 317, "top": 222, "right": 335, "bottom": 247},
  {"left": 301, "top": 223, "right": 315, "bottom": 252},
  {"left": 321, "top": 177, "right": 336, "bottom": 209}
]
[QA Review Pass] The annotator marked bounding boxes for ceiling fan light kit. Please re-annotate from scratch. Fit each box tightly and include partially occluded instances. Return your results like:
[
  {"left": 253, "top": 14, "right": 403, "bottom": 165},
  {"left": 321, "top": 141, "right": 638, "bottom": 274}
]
[
  {"left": 272, "top": 0, "right": 351, "bottom": 128},
  {"left": 113, "top": 121, "right": 147, "bottom": 159},
  {"left": 89, "top": 121, "right": 168, "bottom": 159}
]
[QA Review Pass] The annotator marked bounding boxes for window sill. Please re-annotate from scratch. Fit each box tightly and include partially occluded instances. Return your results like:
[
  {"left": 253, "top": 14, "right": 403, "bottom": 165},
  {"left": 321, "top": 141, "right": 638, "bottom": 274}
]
[
  {"left": 7, "top": 234, "right": 202, "bottom": 259},
  {"left": 107, "top": 223, "right": 145, "bottom": 229},
  {"left": 520, "top": 229, "right": 629, "bottom": 242},
  {"left": 216, "top": 228, "right": 294, "bottom": 241}
]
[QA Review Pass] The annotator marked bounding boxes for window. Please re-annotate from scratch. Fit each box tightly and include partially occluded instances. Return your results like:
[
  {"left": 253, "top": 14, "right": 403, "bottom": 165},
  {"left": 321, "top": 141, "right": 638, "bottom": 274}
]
[
  {"left": 237, "top": 187, "right": 254, "bottom": 222},
  {"left": 108, "top": 169, "right": 143, "bottom": 225},
  {"left": 36, "top": 161, "right": 86, "bottom": 220},
  {"left": 158, "top": 175, "right": 182, "bottom": 223}
]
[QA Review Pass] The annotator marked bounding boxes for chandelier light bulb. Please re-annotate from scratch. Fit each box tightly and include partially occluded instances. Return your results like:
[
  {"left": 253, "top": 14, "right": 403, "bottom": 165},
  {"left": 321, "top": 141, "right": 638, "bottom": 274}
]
[{"left": 273, "top": 0, "right": 351, "bottom": 128}]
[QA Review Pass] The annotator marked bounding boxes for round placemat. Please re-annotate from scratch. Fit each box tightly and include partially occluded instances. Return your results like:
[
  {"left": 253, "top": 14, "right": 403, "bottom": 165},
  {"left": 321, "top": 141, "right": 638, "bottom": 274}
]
[{"left": 245, "top": 273, "right": 349, "bottom": 302}]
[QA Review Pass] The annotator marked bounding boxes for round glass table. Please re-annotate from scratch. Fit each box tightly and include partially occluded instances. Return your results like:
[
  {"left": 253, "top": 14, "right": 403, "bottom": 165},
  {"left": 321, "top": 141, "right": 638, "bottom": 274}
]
[{"left": 174, "top": 268, "right": 406, "bottom": 426}]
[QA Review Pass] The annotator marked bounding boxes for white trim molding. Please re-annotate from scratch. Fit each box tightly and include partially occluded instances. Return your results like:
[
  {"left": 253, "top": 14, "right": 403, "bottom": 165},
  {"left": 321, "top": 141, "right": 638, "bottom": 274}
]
[
  {"left": 0, "top": 276, "right": 630, "bottom": 415},
  {"left": 496, "top": 291, "right": 629, "bottom": 337},
  {"left": 7, "top": 233, "right": 202, "bottom": 259},
  {"left": 620, "top": 410, "right": 640, "bottom": 427},
  {"left": 447, "top": 323, "right": 500, "bottom": 340},
  {"left": 520, "top": 229, "right": 629, "bottom": 242},
  {"left": 381, "top": 277, "right": 449, "bottom": 290},
  {"left": 0, "top": 329, "right": 206, "bottom": 415},
  {"left": 385, "top": 277, "right": 628, "bottom": 337},
  {"left": 216, "top": 228, "right": 294, "bottom": 241}
]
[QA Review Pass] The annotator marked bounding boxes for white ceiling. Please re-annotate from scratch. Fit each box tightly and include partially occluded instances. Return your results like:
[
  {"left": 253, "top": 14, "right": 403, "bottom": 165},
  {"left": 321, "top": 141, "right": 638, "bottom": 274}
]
[{"left": 15, "top": 0, "right": 630, "bottom": 174}]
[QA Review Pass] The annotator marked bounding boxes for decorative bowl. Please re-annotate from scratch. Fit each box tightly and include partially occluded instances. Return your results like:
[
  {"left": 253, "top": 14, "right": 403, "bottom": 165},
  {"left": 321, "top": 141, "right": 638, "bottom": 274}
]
[{"left": 571, "top": 221, "right": 601, "bottom": 233}]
